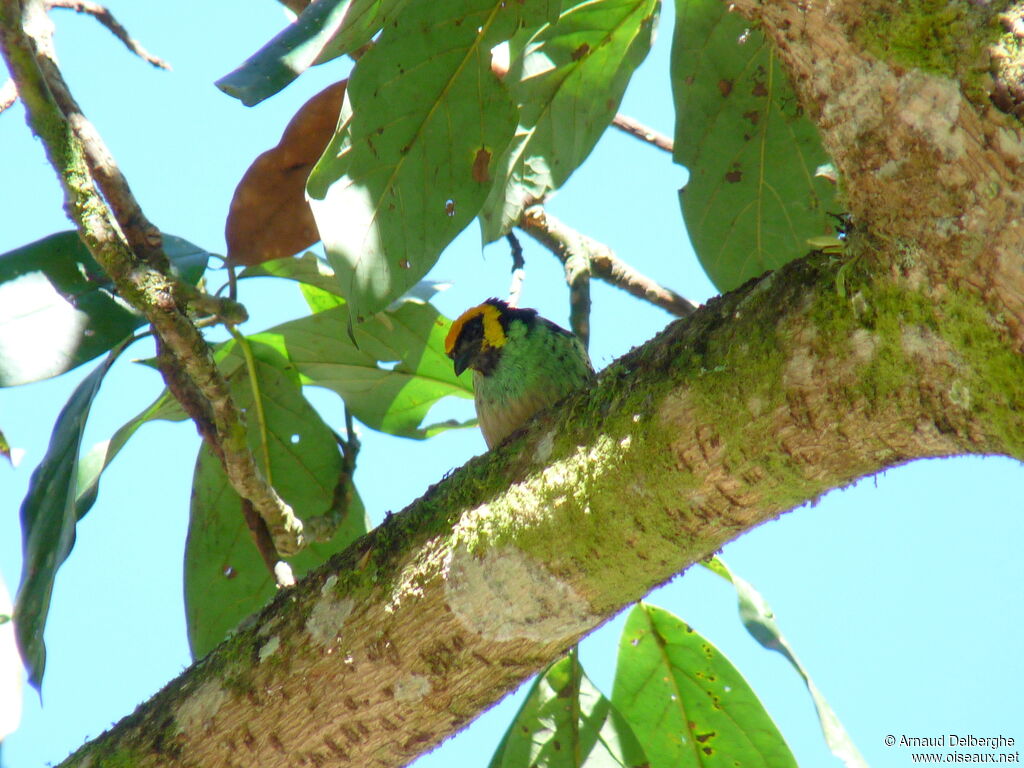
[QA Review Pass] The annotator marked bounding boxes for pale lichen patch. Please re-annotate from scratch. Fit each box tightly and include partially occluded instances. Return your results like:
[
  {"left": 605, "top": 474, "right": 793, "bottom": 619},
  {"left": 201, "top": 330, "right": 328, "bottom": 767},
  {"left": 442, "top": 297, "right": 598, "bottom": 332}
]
[
  {"left": 897, "top": 72, "right": 966, "bottom": 161},
  {"left": 900, "top": 325, "right": 955, "bottom": 367},
  {"left": 393, "top": 674, "right": 432, "bottom": 703},
  {"left": 535, "top": 429, "right": 555, "bottom": 464},
  {"left": 849, "top": 328, "right": 879, "bottom": 364},
  {"left": 949, "top": 379, "right": 971, "bottom": 410},
  {"left": 782, "top": 347, "right": 817, "bottom": 390},
  {"left": 258, "top": 635, "right": 280, "bottom": 663},
  {"left": 307, "top": 575, "right": 354, "bottom": 646},
  {"left": 445, "top": 545, "right": 596, "bottom": 642},
  {"left": 174, "top": 679, "right": 228, "bottom": 735}
]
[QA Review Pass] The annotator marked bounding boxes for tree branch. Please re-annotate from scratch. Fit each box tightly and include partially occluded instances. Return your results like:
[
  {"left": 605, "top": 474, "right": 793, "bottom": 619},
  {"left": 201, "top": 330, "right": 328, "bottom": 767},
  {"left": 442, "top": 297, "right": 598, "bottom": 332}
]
[
  {"left": 46, "top": 0, "right": 170, "bottom": 70},
  {"left": 56, "top": 252, "right": 1024, "bottom": 768},
  {"left": 519, "top": 205, "right": 698, "bottom": 318},
  {"left": 0, "top": 0, "right": 304, "bottom": 555},
  {"left": 611, "top": 114, "right": 673, "bottom": 153},
  {"left": 728, "top": 0, "right": 1024, "bottom": 350}
]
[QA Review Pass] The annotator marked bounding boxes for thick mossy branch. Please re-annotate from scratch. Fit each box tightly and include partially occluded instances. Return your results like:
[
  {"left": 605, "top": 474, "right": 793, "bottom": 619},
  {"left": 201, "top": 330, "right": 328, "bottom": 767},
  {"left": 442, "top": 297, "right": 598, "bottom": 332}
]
[
  {"left": 731, "top": 0, "right": 1024, "bottom": 349},
  {"left": 58, "top": 252, "right": 1024, "bottom": 768}
]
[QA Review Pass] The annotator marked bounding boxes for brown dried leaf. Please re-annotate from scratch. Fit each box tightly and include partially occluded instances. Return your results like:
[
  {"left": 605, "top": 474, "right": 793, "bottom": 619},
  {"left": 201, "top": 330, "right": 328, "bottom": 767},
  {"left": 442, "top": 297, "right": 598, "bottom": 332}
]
[{"left": 226, "top": 80, "right": 346, "bottom": 266}]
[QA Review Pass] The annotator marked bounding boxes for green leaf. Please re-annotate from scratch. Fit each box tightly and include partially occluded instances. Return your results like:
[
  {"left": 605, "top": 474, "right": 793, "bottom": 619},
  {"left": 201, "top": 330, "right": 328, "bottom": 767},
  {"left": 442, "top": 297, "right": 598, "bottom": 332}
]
[
  {"left": 216, "top": 0, "right": 409, "bottom": 106},
  {"left": 481, "top": 0, "right": 660, "bottom": 242},
  {"left": 0, "top": 231, "right": 211, "bottom": 386},
  {"left": 75, "top": 389, "right": 188, "bottom": 519},
  {"left": 307, "top": 0, "right": 547, "bottom": 320},
  {"left": 612, "top": 602, "right": 797, "bottom": 768},
  {"left": 490, "top": 651, "right": 648, "bottom": 768},
  {"left": 670, "top": 0, "right": 835, "bottom": 291},
  {"left": 254, "top": 298, "right": 473, "bottom": 438},
  {"left": 240, "top": 252, "right": 345, "bottom": 296},
  {"left": 13, "top": 344, "right": 127, "bottom": 690},
  {"left": 703, "top": 558, "right": 867, "bottom": 768},
  {"left": 184, "top": 340, "right": 368, "bottom": 658}
]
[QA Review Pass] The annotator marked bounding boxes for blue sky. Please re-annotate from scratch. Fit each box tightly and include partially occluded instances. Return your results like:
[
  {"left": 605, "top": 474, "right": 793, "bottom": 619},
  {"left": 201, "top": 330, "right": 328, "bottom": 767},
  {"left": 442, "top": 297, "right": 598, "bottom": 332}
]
[{"left": 1, "top": 2, "right": 1022, "bottom": 766}]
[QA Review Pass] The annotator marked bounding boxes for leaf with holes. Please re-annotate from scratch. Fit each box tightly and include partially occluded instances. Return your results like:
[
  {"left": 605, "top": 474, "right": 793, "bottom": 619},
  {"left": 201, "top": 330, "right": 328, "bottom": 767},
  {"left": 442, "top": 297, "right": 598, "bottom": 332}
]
[
  {"left": 480, "top": 0, "right": 660, "bottom": 241},
  {"left": 307, "top": 0, "right": 556, "bottom": 320},
  {"left": 671, "top": 0, "right": 836, "bottom": 291},
  {"left": 184, "top": 340, "right": 368, "bottom": 658},
  {"left": 611, "top": 602, "right": 797, "bottom": 768},
  {"left": 489, "top": 652, "right": 648, "bottom": 768}
]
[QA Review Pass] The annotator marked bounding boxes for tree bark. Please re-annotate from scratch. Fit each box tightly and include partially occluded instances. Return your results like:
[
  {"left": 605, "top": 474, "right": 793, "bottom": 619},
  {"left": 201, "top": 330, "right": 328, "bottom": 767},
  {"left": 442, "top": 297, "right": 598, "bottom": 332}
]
[
  {"left": 51, "top": 1, "right": 1024, "bottom": 766},
  {"left": 63, "top": 252, "right": 1024, "bottom": 767}
]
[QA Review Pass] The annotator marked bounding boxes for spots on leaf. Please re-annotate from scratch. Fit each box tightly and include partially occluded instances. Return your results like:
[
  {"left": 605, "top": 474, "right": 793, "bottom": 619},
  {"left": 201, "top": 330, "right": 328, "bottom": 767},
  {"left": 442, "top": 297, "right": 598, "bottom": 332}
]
[
  {"left": 571, "top": 43, "right": 590, "bottom": 61},
  {"left": 472, "top": 148, "right": 491, "bottom": 183},
  {"left": 717, "top": 79, "right": 733, "bottom": 97}
]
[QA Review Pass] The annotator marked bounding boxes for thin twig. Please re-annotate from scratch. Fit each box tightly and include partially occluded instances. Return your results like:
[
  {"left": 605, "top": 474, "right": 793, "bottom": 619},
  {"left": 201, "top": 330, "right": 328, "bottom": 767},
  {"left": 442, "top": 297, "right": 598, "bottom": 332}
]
[
  {"left": 506, "top": 232, "right": 525, "bottom": 308},
  {"left": 519, "top": 206, "right": 698, "bottom": 318},
  {"left": 565, "top": 249, "right": 591, "bottom": 350},
  {"left": 0, "top": 77, "right": 15, "bottom": 112},
  {"left": 46, "top": 0, "right": 170, "bottom": 70},
  {"left": 0, "top": 0, "right": 304, "bottom": 556},
  {"left": 611, "top": 114, "right": 674, "bottom": 154}
]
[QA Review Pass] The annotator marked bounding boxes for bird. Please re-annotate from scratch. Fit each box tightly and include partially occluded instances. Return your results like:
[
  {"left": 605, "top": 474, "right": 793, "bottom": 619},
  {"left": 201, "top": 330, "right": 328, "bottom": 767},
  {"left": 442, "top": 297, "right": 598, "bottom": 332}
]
[{"left": 444, "top": 298, "right": 595, "bottom": 449}]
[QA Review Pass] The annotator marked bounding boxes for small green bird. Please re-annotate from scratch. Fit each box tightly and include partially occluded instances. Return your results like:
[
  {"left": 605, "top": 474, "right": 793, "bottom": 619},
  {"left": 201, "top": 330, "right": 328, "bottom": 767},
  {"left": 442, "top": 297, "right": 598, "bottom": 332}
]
[{"left": 445, "top": 298, "right": 595, "bottom": 448}]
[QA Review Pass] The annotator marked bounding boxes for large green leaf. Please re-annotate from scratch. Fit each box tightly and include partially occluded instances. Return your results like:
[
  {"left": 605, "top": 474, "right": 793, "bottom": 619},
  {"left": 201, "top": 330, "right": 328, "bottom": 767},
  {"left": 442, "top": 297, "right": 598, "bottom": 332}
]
[
  {"left": 254, "top": 295, "right": 473, "bottom": 438},
  {"left": 671, "top": 0, "right": 835, "bottom": 291},
  {"left": 480, "top": 0, "right": 660, "bottom": 242},
  {"left": 307, "top": 0, "right": 550, "bottom": 320},
  {"left": 13, "top": 345, "right": 127, "bottom": 690},
  {"left": 217, "top": 0, "right": 410, "bottom": 106},
  {"left": 489, "top": 652, "right": 648, "bottom": 768},
  {"left": 703, "top": 558, "right": 867, "bottom": 768},
  {"left": 0, "top": 231, "right": 210, "bottom": 386},
  {"left": 185, "top": 340, "right": 368, "bottom": 658},
  {"left": 611, "top": 603, "right": 797, "bottom": 768}
]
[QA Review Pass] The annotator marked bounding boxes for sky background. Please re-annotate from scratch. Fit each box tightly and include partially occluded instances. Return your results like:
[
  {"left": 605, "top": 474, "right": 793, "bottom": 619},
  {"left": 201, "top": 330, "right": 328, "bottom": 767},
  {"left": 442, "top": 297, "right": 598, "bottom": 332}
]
[{"left": 1, "top": 2, "right": 1022, "bottom": 767}]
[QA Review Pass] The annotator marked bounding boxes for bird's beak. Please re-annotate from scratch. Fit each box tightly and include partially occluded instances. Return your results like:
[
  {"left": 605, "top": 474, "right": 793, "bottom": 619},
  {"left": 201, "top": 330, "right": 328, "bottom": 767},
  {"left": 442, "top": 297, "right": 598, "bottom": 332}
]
[{"left": 451, "top": 345, "right": 474, "bottom": 377}]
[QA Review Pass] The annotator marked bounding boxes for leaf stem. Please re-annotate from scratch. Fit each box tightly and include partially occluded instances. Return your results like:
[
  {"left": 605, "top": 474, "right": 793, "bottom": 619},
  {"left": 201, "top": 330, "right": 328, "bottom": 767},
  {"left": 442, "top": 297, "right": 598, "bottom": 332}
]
[{"left": 227, "top": 325, "right": 272, "bottom": 487}]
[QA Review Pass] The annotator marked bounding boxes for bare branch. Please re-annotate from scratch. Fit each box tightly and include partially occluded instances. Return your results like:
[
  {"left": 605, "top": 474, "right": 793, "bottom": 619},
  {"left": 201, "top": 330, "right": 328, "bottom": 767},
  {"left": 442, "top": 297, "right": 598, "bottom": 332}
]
[
  {"left": 565, "top": 249, "right": 591, "bottom": 350},
  {"left": 505, "top": 232, "right": 525, "bottom": 307},
  {"left": 46, "top": 0, "right": 170, "bottom": 69},
  {"left": 519, "top": 205, "right": 698, "bottom": 318},
  {"left": 0, "top": 0, "right": 304, "bottom": 555},
  {"left": 611, "top": 114, "right": 674, "bottom": 153}
]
